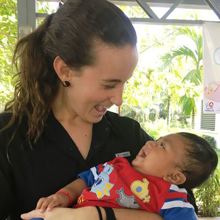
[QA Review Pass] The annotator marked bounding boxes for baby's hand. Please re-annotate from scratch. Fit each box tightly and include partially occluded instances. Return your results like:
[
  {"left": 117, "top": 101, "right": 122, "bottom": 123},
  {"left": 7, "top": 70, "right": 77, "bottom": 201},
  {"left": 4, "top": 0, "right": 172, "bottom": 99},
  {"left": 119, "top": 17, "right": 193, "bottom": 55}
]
[{"left": 36, "top": 193, "right": 70, "bottom": 211}]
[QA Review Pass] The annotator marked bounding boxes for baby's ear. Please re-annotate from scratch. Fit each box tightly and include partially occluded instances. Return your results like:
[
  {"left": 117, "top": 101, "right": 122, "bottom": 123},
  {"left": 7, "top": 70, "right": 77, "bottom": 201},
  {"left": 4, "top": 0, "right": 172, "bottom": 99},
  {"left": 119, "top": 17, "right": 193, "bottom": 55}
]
[{"left": 163, "top": 171, "right": 186, "bottom": 185}]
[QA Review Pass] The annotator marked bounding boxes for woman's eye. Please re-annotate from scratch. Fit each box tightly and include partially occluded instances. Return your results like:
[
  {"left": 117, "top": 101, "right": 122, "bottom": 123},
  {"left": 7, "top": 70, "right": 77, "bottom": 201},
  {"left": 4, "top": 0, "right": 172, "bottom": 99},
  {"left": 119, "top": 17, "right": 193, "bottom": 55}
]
[{"left": 103, "top": 84, "right": 116, "bottom": 89}]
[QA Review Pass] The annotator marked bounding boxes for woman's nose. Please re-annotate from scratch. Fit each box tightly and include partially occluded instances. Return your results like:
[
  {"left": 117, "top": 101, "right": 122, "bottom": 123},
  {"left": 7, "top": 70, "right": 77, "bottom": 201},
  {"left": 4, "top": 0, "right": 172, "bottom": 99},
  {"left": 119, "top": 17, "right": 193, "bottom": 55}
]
[{"left": 110, "top": 86, "right": 123, "bottom": 106}]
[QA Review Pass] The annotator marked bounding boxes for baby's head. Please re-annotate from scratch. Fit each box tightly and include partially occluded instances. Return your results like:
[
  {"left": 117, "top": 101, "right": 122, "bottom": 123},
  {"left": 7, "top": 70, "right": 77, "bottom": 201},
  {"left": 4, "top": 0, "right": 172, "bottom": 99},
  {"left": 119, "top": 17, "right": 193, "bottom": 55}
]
[{"left": 132, "top": 132, "right": 218, "bottom": 189}]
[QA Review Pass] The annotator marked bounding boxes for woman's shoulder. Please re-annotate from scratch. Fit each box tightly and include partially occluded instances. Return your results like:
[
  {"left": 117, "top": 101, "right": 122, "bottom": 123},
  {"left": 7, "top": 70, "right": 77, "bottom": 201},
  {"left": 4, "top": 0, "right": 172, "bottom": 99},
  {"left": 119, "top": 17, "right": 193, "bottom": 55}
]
[
  {"left": 104, "top": 111, "right": 146, "bottom": 136},
  {"left": 0, "top": 112, "right": 14, "bottom": 151},
  {"left": 0, "top": 112, "right": 12, "bottom": 128},
  {"left": 0, "top": 112, "right": 28, "bottom": 152},
  {"left": 104, "top": 111, "right": 153, "bottom": 140},
  {"left": 0, "top": 111, "right": 26, "bottom": 135}
]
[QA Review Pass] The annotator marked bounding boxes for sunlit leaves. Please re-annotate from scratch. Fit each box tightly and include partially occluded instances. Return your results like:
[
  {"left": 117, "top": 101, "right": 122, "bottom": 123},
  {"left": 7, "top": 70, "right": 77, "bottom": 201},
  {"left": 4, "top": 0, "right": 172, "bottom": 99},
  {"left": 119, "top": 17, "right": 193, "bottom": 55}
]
[
  {"left": 0, "top": 0, "right": 17, "bottom": 110},
  {"left": 122, "top": 25, "right": 203, "bottom": 131}
]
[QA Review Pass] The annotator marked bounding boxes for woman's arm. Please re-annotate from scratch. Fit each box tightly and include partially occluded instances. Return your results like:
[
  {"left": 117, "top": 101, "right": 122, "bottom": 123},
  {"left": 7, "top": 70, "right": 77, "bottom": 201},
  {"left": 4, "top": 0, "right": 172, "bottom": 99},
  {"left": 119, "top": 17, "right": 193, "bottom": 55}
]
[
  {"left": 21, "top": 206, "right": 163, "bottom": 220},
  {"left": 113, "top": 208, "right": 162, "bottom": 220}
]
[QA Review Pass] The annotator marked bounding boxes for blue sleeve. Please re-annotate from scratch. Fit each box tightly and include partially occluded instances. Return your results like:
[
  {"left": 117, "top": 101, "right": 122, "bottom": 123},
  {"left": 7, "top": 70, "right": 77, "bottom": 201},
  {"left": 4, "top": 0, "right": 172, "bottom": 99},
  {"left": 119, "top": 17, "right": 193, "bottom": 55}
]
[
  {"left": 160, "top": 203, "right": 197, "bottom": 220},
  {"left": 78, "top": 166, "right": 99, "bottom": 187}
]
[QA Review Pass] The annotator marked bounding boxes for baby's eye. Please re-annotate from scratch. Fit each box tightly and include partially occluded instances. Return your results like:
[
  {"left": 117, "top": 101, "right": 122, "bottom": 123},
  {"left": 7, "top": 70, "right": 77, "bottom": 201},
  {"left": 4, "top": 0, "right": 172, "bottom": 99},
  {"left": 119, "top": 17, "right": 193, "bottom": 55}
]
[{"left": 157, "top": 140, "right": 165, "bottom": 149}]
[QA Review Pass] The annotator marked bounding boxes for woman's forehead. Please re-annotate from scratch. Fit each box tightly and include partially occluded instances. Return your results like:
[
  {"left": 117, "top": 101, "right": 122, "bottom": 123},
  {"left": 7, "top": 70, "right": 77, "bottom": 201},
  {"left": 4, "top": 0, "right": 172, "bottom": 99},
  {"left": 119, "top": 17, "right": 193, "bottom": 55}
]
[{"left": 90, "top": 44, "right": 138, "bottom": 77}]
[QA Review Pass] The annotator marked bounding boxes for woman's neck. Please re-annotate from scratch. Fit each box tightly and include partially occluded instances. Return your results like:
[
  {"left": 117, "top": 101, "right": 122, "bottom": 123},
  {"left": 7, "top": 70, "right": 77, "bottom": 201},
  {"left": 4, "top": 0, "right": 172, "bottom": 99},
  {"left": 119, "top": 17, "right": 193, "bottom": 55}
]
[{"left": 51, "top": 92, "right": 93, "bottom": 159}]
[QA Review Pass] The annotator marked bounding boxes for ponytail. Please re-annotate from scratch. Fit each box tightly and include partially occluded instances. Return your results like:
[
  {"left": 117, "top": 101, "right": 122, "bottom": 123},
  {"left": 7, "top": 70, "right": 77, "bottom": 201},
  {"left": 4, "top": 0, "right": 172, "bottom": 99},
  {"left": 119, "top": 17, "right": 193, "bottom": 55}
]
[{"left": 5, "top": 13, "right": 59, "bottom": 142}]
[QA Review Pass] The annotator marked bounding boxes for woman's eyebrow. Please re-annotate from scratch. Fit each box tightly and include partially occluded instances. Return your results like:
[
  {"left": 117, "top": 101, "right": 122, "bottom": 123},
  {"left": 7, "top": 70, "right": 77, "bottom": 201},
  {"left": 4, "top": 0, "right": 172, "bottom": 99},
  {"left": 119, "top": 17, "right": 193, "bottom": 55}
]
[{"left": 102, "top": 79, "right": 122, "bottom": 83}]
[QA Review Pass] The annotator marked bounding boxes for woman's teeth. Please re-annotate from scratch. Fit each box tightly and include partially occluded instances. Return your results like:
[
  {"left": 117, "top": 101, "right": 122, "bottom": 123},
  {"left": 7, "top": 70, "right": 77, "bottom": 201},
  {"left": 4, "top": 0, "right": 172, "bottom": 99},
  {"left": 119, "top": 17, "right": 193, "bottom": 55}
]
[{"left": 95, "top": 105, "right": 107, "bottom": 113}]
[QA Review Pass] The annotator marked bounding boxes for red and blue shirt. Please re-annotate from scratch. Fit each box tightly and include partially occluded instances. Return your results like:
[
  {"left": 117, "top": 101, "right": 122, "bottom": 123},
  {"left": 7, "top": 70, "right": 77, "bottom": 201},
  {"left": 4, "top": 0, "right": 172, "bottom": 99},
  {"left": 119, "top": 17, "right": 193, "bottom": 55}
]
[{"left": 77, "top": 157, "right": 197, "bottom": 220}]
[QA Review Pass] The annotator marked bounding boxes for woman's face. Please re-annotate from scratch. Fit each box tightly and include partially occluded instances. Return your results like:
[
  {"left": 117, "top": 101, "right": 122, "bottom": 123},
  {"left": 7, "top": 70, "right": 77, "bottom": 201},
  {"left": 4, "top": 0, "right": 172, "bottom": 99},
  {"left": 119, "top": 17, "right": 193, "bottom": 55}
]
[{"left": 59, "top": 43, "right": 138, "bottom": 123}]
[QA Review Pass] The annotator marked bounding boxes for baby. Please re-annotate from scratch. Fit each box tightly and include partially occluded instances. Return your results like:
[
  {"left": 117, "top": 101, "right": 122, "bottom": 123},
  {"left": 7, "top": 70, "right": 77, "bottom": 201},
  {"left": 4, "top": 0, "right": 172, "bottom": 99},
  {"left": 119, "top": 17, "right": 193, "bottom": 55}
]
[{"left": 31, "top": 132, "right": 218, "bottom": 219}]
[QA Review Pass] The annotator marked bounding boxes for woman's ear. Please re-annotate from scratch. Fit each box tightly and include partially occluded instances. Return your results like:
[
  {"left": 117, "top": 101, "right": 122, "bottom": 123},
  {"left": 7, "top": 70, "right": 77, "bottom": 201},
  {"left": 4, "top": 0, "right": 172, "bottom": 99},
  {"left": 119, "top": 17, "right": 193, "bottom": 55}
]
[
  {"left": 53, "top": 56, "right": 71, "bottom": 81},
  {"left": 163, "top": 170, "right": 186, "bottom": 185}
]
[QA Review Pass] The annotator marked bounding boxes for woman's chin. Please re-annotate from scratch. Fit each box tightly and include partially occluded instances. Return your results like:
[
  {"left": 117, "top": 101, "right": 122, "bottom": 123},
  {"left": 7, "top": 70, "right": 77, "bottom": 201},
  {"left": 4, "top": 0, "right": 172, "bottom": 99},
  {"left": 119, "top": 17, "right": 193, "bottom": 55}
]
[{"left": 92, "top": 114, "right": 105, "bottom": 123}]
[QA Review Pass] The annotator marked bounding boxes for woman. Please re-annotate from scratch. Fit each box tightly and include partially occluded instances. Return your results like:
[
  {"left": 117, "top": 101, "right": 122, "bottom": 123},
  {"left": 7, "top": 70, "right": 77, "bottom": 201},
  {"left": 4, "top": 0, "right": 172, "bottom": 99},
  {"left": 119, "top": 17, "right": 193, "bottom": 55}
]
[{"left": 0, "top": 0, "right": 192, "bottom": 219}]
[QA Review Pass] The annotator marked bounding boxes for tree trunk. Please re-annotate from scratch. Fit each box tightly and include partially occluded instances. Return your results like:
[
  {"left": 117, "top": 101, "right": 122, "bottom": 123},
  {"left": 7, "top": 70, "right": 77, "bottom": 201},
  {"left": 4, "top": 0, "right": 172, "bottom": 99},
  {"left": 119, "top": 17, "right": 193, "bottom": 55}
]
[
  {"left": 167, "top": 96, "right": 170, "bottom": 127},
  {"left": 191, "top": 107, "right": 195, "bottom": 129}
]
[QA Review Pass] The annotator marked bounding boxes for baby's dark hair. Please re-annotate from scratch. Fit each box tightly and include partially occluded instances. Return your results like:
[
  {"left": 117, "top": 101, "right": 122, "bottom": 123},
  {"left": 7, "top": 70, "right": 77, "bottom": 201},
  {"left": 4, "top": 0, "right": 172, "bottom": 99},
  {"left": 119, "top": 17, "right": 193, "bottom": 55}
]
[{"left": 178, "top": 132, "right": 218, "bottom": 189}]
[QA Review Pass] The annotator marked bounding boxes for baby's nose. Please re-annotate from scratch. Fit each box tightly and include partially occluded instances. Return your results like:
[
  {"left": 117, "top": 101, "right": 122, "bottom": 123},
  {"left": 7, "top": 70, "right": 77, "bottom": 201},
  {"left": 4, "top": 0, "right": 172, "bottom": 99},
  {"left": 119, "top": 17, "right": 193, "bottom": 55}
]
[{"left": 145, "top": 141, "right": 156, "bottom": 151}]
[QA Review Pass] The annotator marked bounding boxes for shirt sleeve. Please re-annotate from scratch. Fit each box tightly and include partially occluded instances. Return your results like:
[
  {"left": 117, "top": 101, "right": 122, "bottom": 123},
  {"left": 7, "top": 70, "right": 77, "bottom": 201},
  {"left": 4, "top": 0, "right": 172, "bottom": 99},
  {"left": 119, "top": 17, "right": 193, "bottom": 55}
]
[
  {"left": 78, "top": 164, "right": 103, "bottom": 187},
  {"left": 0, "top": 152, "right": 14, "bottom": 219},
  {"left": 160, "top": 184, "right": 198, "bottom": 220},
  {"left": 0, "top": 114, "right": 16, "bottom": 218},
  {"left": 160, "top": 204, "right": 198, "bottom": 220}
]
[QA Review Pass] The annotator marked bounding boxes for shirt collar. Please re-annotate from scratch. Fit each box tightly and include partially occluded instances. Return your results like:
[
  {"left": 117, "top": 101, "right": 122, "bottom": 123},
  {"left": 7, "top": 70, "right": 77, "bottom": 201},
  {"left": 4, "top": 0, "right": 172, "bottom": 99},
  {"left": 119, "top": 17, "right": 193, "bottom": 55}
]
[{"left": 44, "top": 111, "right": 112, "bottom": 145}]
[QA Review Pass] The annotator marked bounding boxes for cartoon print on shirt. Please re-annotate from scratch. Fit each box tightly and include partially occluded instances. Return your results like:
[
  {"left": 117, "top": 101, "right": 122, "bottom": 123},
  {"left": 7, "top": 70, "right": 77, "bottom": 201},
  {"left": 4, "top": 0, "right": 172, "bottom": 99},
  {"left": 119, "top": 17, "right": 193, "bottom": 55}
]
[
  {"left": 91, "top": 164, "right": 114, "bottom": 199},
  {"left": 116, "top": 188, "right": 140, "bottom": 208},
  {"left": 130, "top": 178, "right": 150, "bottom": 203}
]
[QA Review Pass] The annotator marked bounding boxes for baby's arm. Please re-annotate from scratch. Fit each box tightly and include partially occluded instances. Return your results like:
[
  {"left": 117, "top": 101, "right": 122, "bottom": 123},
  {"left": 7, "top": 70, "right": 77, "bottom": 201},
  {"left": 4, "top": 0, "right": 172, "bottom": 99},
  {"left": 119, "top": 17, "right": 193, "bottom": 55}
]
[{"left": 36, "top": 178, "right": 86, "bottom": 211}]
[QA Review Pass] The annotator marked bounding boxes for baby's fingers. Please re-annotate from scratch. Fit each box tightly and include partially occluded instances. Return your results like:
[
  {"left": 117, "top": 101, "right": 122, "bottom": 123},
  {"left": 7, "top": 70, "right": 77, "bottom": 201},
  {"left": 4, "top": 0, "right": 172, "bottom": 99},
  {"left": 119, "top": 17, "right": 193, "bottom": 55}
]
[
  {"left": 36, "top": 197, "right": 48, "bottom": 210},
  {"left": 46, "top": 200, "right": 62, "bottom": 211},
  {"left": 36, "top": 197, "right": 55, "bottom": 211}
]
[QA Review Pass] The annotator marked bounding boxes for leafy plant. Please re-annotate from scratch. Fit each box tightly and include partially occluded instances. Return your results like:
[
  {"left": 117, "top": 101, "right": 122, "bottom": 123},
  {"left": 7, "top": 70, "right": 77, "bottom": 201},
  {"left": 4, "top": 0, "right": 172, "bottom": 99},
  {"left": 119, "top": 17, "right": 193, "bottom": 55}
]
[
  {"left": 161, "top": 27, "right": 203, "bottom": 128},
  {"left": 195, "top": 168, "right": 220, "bottom": 217},
  {"left": 0, "top": 0, "right": 17, "bottom": 110},
  {"left": 194, "top": 135, "right": 220, "bottom": 216}
]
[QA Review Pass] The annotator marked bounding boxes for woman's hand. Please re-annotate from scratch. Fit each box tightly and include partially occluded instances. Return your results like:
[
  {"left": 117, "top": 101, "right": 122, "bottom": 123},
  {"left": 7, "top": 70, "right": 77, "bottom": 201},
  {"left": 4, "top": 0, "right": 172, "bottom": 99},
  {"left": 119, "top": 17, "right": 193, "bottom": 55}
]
[{"left": 21, "top": 207, "right": 99, "bottom": 220}]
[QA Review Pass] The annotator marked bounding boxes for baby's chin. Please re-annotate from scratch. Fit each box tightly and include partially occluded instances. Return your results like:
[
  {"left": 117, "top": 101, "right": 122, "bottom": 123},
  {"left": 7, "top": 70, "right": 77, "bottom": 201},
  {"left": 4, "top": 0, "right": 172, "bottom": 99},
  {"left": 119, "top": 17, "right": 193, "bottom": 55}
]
[
  {"left": 131, "top": 158, "right": 140, "bottom": 167},
  {"left": 132, "top": 163, "right": 146, "bottom": 175}
]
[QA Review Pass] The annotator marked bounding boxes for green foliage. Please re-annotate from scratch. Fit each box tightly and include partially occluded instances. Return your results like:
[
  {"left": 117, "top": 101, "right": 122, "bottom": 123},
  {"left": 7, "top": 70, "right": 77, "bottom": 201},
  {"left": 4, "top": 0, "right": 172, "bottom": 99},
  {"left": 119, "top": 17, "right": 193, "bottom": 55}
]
[
  {"left": 118, "top": 5, "right": 148, "bottom": 18},
  {"left": 122, "top": 25, "right": 203, "bottom": 132},
  {"left": 36, "top": 1, "right": 51, "bottom": 14},
  {"left": 0, "top": 0, "right": 17, "bottom": 110},
  {"left": 160, "top": 26, "right": 203, "bottom": 124},
  {"left": 122, "top": 27, "right": 203, "bottom": 131},
  {"left": 179, "top": 95, "right": 195, "bottom": 116},
  {"left": 195, "top": 169, "right": 220, "bottom": 217},
  {"left": 194, "top": 135, "right": 219, "bottom": 216}
]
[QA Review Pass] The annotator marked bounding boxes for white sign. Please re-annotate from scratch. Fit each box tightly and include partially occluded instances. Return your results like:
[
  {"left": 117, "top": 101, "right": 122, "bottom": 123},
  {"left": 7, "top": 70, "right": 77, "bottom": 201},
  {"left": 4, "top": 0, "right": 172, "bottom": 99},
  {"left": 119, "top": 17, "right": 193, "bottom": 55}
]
[{"left": 203, "top": 22, "right": 220, "bottom": 113}]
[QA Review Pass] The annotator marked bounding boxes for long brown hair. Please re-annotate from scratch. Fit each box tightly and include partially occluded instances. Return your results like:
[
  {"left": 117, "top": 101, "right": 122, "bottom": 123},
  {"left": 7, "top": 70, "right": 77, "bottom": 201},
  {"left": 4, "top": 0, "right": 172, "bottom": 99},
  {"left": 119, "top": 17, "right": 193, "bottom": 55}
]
[{"left": 4, "top": 0, "right": 137, "bottom": 142}]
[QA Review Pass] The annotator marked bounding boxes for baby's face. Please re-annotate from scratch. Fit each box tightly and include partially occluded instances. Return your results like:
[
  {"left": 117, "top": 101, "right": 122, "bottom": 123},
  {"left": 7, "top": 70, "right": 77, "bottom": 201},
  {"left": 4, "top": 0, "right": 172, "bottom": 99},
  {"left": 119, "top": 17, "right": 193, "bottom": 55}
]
[{"left": 132, "top": 134, "right": 187, "bottom": 179}]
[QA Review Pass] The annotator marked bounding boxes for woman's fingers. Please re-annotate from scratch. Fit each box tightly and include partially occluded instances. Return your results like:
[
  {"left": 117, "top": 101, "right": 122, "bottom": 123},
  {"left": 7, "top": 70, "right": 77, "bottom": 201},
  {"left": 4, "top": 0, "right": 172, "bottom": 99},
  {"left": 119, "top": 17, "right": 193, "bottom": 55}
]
[{"left": 21, "top": 209, "right": 45, "bottom": 220}]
